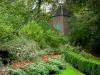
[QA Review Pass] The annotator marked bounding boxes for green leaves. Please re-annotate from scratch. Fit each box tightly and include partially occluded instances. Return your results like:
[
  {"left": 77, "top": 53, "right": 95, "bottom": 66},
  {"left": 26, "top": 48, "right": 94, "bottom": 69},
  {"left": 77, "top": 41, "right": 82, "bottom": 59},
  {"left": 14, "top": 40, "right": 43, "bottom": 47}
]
[
  {"left": 0, "top": 25, "right": 14, "bottom": 43},
  {"left": 0, "top": 1, "right": 26, "bottom": 29},
  {"left": 65, "top": 51, "right": 100, "bottom": 75},
  {"left": 68, "top": 12, "right": 96, "bottom": 48},
  {"left": 20, "top": 20, "right": 45, "bottom": 43}
]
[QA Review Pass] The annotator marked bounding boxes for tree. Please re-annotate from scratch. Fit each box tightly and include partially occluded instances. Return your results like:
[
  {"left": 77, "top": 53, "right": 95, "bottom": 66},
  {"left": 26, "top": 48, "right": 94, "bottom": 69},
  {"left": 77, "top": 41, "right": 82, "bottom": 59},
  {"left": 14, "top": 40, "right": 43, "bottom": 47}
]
[{"left": 66, "top": 0, "right": 100, "bottom": 54}]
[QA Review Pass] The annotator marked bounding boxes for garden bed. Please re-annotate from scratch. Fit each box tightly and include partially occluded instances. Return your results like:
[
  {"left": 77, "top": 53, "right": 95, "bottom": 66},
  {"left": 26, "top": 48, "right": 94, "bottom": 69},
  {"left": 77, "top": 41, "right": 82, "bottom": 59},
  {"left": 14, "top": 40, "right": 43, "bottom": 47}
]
[{"left": 0, "top": 54, "right": 66, "bottom": 75}]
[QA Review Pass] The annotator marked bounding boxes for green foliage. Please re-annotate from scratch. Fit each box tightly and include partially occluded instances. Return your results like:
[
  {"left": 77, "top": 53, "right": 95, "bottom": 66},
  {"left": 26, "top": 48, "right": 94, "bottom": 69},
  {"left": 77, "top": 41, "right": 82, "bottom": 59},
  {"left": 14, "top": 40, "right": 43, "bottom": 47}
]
[
  {"left": 10, "top": 68, "right": 28, "bottom": 75},
  {"left": 1, "top": 58, "right": 65, "bottom": 75},
  {"left": 35, "top": 12, "right": 51, "bottom": 31},
  {"left": 45, "top": 29, "right": 59, "bottom": 47},
  {"left": 48, "top": 58, "right": 66, "bottom": 69},
  {"left": 0, "top": 1, "right": 26, "bottom": 29},
  {"left": 80, "top": 50, "right": 95, "bottom": 58},
  {"left": 20, "top": 20, "right": 68, "bottom": 48},
  {"left": 24, "top": 59, "right": 60, "bottom": 75},
  {"left": 59, "top": 44, "right": 83, "bottom": 53},
  {"left": 0, "top": 60, "right": 3, "bottom": 66},
  {"left": 65, "top": 51, "right": 100, "bottom": 75},
  {"left": 3, "top": 38, "right": 42, "bottom": 60},
  {"left": 20, "top": 20, "right": 45, "bottom": 43},
  {"left": 67, "top": 0, "right": 100, "bottom": 53},
  {"left": 24, "top": 62, "right": 49, "bottom": 75},
  {"left": 68, "top": 12, "right": 97, "bottom": 48},
  {"left": 45, "top": 29, "right": 68, "bottom": 47},
  {"left": 0, "top": 25, "right": 14, "bottom": 43},
  {"left": 45, "top": 63, "right": 60, "bottom": 74}
]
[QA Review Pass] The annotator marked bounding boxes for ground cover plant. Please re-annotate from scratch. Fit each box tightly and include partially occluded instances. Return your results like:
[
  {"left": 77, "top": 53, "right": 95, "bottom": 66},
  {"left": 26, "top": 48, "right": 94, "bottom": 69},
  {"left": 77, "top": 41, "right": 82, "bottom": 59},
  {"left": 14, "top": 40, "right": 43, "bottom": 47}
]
[{"left": 0, "top": 55, "right": 66, "bottom": 75}]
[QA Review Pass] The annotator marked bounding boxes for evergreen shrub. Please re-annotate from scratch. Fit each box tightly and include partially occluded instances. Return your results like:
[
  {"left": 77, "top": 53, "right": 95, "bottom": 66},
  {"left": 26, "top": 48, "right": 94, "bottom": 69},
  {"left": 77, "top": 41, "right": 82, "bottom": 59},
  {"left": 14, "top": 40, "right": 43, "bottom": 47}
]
[{"left": 65, "top": 51, "right": 100, "bottom": 75}]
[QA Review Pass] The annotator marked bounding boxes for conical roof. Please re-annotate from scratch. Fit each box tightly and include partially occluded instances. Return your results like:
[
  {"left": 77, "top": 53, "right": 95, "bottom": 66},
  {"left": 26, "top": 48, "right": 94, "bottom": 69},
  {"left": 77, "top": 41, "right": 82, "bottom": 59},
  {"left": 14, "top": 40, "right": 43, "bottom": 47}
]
[{"left": 53, "top": 5, "right": 69, "bottom": 17}]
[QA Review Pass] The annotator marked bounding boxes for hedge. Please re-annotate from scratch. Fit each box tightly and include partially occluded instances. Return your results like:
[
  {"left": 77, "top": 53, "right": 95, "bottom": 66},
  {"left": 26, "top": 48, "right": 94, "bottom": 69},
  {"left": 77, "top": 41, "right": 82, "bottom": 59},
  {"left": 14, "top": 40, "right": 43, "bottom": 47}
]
[{"left": 64, "top": 51, "right": 100, "bottom": 75}]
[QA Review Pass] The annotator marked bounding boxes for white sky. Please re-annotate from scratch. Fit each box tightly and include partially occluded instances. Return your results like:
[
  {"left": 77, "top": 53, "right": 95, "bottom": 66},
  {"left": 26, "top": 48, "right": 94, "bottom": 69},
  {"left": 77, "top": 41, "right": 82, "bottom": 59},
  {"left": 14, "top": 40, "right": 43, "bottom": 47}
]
[
  {"left": 33, "top": 0, "right": 66, "bottom": 12},
  {"left": 41, "top": 3, "right": 52, "bottom": 12},
  {"left": 41, "top": 0, "right": 66, "bottom": 12}
]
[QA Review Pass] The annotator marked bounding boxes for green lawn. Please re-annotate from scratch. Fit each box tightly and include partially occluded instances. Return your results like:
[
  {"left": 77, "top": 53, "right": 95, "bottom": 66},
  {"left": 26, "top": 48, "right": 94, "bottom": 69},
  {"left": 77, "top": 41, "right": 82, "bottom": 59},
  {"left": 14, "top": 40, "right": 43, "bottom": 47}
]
[{"left": 54, "top": 66, "right": 85, "bottom": 75}]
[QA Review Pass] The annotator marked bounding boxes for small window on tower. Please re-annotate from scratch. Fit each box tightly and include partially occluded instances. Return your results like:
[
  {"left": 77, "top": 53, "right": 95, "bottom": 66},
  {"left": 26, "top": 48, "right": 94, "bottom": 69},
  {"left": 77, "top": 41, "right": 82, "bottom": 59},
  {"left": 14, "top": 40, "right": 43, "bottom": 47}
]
[{"left": 55, "top": 22, "right": 61, "bottom": 31}]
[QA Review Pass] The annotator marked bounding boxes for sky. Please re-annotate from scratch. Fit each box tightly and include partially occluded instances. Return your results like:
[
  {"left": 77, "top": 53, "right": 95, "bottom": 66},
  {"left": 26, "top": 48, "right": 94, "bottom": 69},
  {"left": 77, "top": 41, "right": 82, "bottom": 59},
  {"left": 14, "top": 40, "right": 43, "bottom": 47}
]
[
  {"left": 32, "top": 0, "right": 66, "bottom": 12},
  {"left": 41, "top": 0, "right": 66, "bottom": 12}
]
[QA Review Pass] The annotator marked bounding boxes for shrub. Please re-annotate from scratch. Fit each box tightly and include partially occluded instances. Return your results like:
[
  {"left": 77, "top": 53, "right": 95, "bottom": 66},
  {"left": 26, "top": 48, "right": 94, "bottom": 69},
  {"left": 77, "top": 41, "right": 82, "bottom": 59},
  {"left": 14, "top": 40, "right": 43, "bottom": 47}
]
[
  {"left": 19, "top": 20, "right": 68, "bottom": 48},
  {"left": 44, "top": 63, "right": 60, "bottom": 74},
  {"left": 3, "top": 38, "right": 42, "bottom": 60},
  {"left": 23, "top": 61, "right": 49, "bottom": 75},
  {"left": 19, "top": 21, "right": 45, "bottom": 46},
  {"left": 10, "top": 68, "right": 28, "bottom": 75},
  {"left": 0, "top": 60, "right": 3, "bottom": 66},
  {"left": 65, "top": 51, "right": 100, "bottom": 75},
  {"left": 59, "top": 44, "right": 83, "bottom": 53},
  {"left": 23, "top": 59, "right": 60, "bottom": 75},
  {"left": 48, "top": 58, "right": 66, "bottom": 69},
  {"left": 68, "top": 14, "right": 94, "bottom": 48},
  {"left": 0, "top": 25, "right": 14, "bottom": 43},
  {"left": 45, "top": 29, "right": 68, "bottom": 47}
]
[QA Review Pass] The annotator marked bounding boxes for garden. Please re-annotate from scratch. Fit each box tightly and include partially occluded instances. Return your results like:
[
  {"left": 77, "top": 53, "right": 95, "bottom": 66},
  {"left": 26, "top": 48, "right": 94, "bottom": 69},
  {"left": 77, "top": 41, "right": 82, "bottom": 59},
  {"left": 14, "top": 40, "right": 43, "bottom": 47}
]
[{"left": 0, "top": 0, "right": 100, "bottom": 75}]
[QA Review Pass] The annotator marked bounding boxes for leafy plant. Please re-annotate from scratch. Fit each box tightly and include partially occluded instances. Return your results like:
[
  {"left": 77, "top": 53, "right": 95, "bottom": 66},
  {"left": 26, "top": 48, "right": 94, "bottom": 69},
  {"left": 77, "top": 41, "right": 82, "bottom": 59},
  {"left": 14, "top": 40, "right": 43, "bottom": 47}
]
[
  {"left": 44, "top": 63, "right": 60, "bottom": 74},
  {"left": 45, "top": 29, "right": 68, "bottom": 48},
  {"left": 48, "top": 58, "right": 66, "bottom": 69},
  {"left": 4, "top": 38, "right": 42, "bottom": 60},
  {"left": 10, "top": 68, "right": 28, "bottom": 75},
  {"left": 0, "top": 25, "right": 14, "bottom": 43},
  {"left": 65, "top": 51, "right": 100, "bottom": 75},
  {"left": 68, "top": 13, "right": 96, "bottom": 48},
  {"left": 23, "top": 61, "right": 49, "bottom": 75},
  {"left": 20, "top": 20, "right": 45, "bottom": 43}
]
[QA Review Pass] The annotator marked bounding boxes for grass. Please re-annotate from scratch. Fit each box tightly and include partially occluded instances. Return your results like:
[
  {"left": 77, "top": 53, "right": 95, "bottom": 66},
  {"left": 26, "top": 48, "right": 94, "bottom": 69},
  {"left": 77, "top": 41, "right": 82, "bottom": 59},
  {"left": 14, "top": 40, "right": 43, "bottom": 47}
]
[{"left": 54, "top": 66, "right": 85, "bottom": 75}]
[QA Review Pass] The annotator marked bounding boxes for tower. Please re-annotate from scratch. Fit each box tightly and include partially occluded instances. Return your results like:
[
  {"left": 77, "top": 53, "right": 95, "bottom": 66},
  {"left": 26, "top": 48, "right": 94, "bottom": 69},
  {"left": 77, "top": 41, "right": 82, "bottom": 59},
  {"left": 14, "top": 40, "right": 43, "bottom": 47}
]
[{"left": 50, "top": 5, "right": 70, "bottom": 35}]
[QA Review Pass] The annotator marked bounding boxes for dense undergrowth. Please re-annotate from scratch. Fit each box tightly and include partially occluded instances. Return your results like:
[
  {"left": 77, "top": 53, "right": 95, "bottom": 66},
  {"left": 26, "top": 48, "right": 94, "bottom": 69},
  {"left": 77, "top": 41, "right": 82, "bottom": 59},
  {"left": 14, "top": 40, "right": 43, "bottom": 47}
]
[{"left": 0, "top": 56, "right": 66, "bottom": 75}]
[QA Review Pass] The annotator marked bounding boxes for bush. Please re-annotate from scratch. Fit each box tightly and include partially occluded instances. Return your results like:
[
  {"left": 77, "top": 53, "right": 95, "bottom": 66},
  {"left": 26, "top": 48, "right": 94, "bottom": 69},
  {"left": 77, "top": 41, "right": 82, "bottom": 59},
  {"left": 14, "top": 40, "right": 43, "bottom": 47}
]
[
  {"left": 0, "top": 2, "right": 26, "bottom": 29},
  {"left": 19, "top": 20, "right": 45, "bottom": 46},
  {"left": 59, "top": 44, "right": 83, "bottom": 53},
  {"left": 44, "top": 63, "right": 60, "bottom": 74},
  {"left": 20, "top": 20, "right": 68, "bottom": 48},
  {"left": 10, "top": 68, "right": 28, "bottom": 75},
  {"left": 3, "top": 38, "right": 42, "bottom": 60},
  {"left": 48, "top": 58, "right": 66, "bottom": 69},
  {"left": 0, "top": 25, "right": 14, "bottom": 43},
  {"left": 2, "top": 58, "right": 64, "bottom": 75},
  {"left": 0, "top": 60, "right": 3, "bottom": 66},
  {"left": 23, "top": 59, "right": 60, "bottom": 75},
  {"left": 45, "top": 29, "right": 68, "bottom": 47},
  {"left": 68, "top": 13, "right": 95, "bottom": 48},
  {"left": 24, "top": 60, "right": 49, "bottom": 75},
  {"left": 65, "top": 51, "right": 100, "bottom": 75}
]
